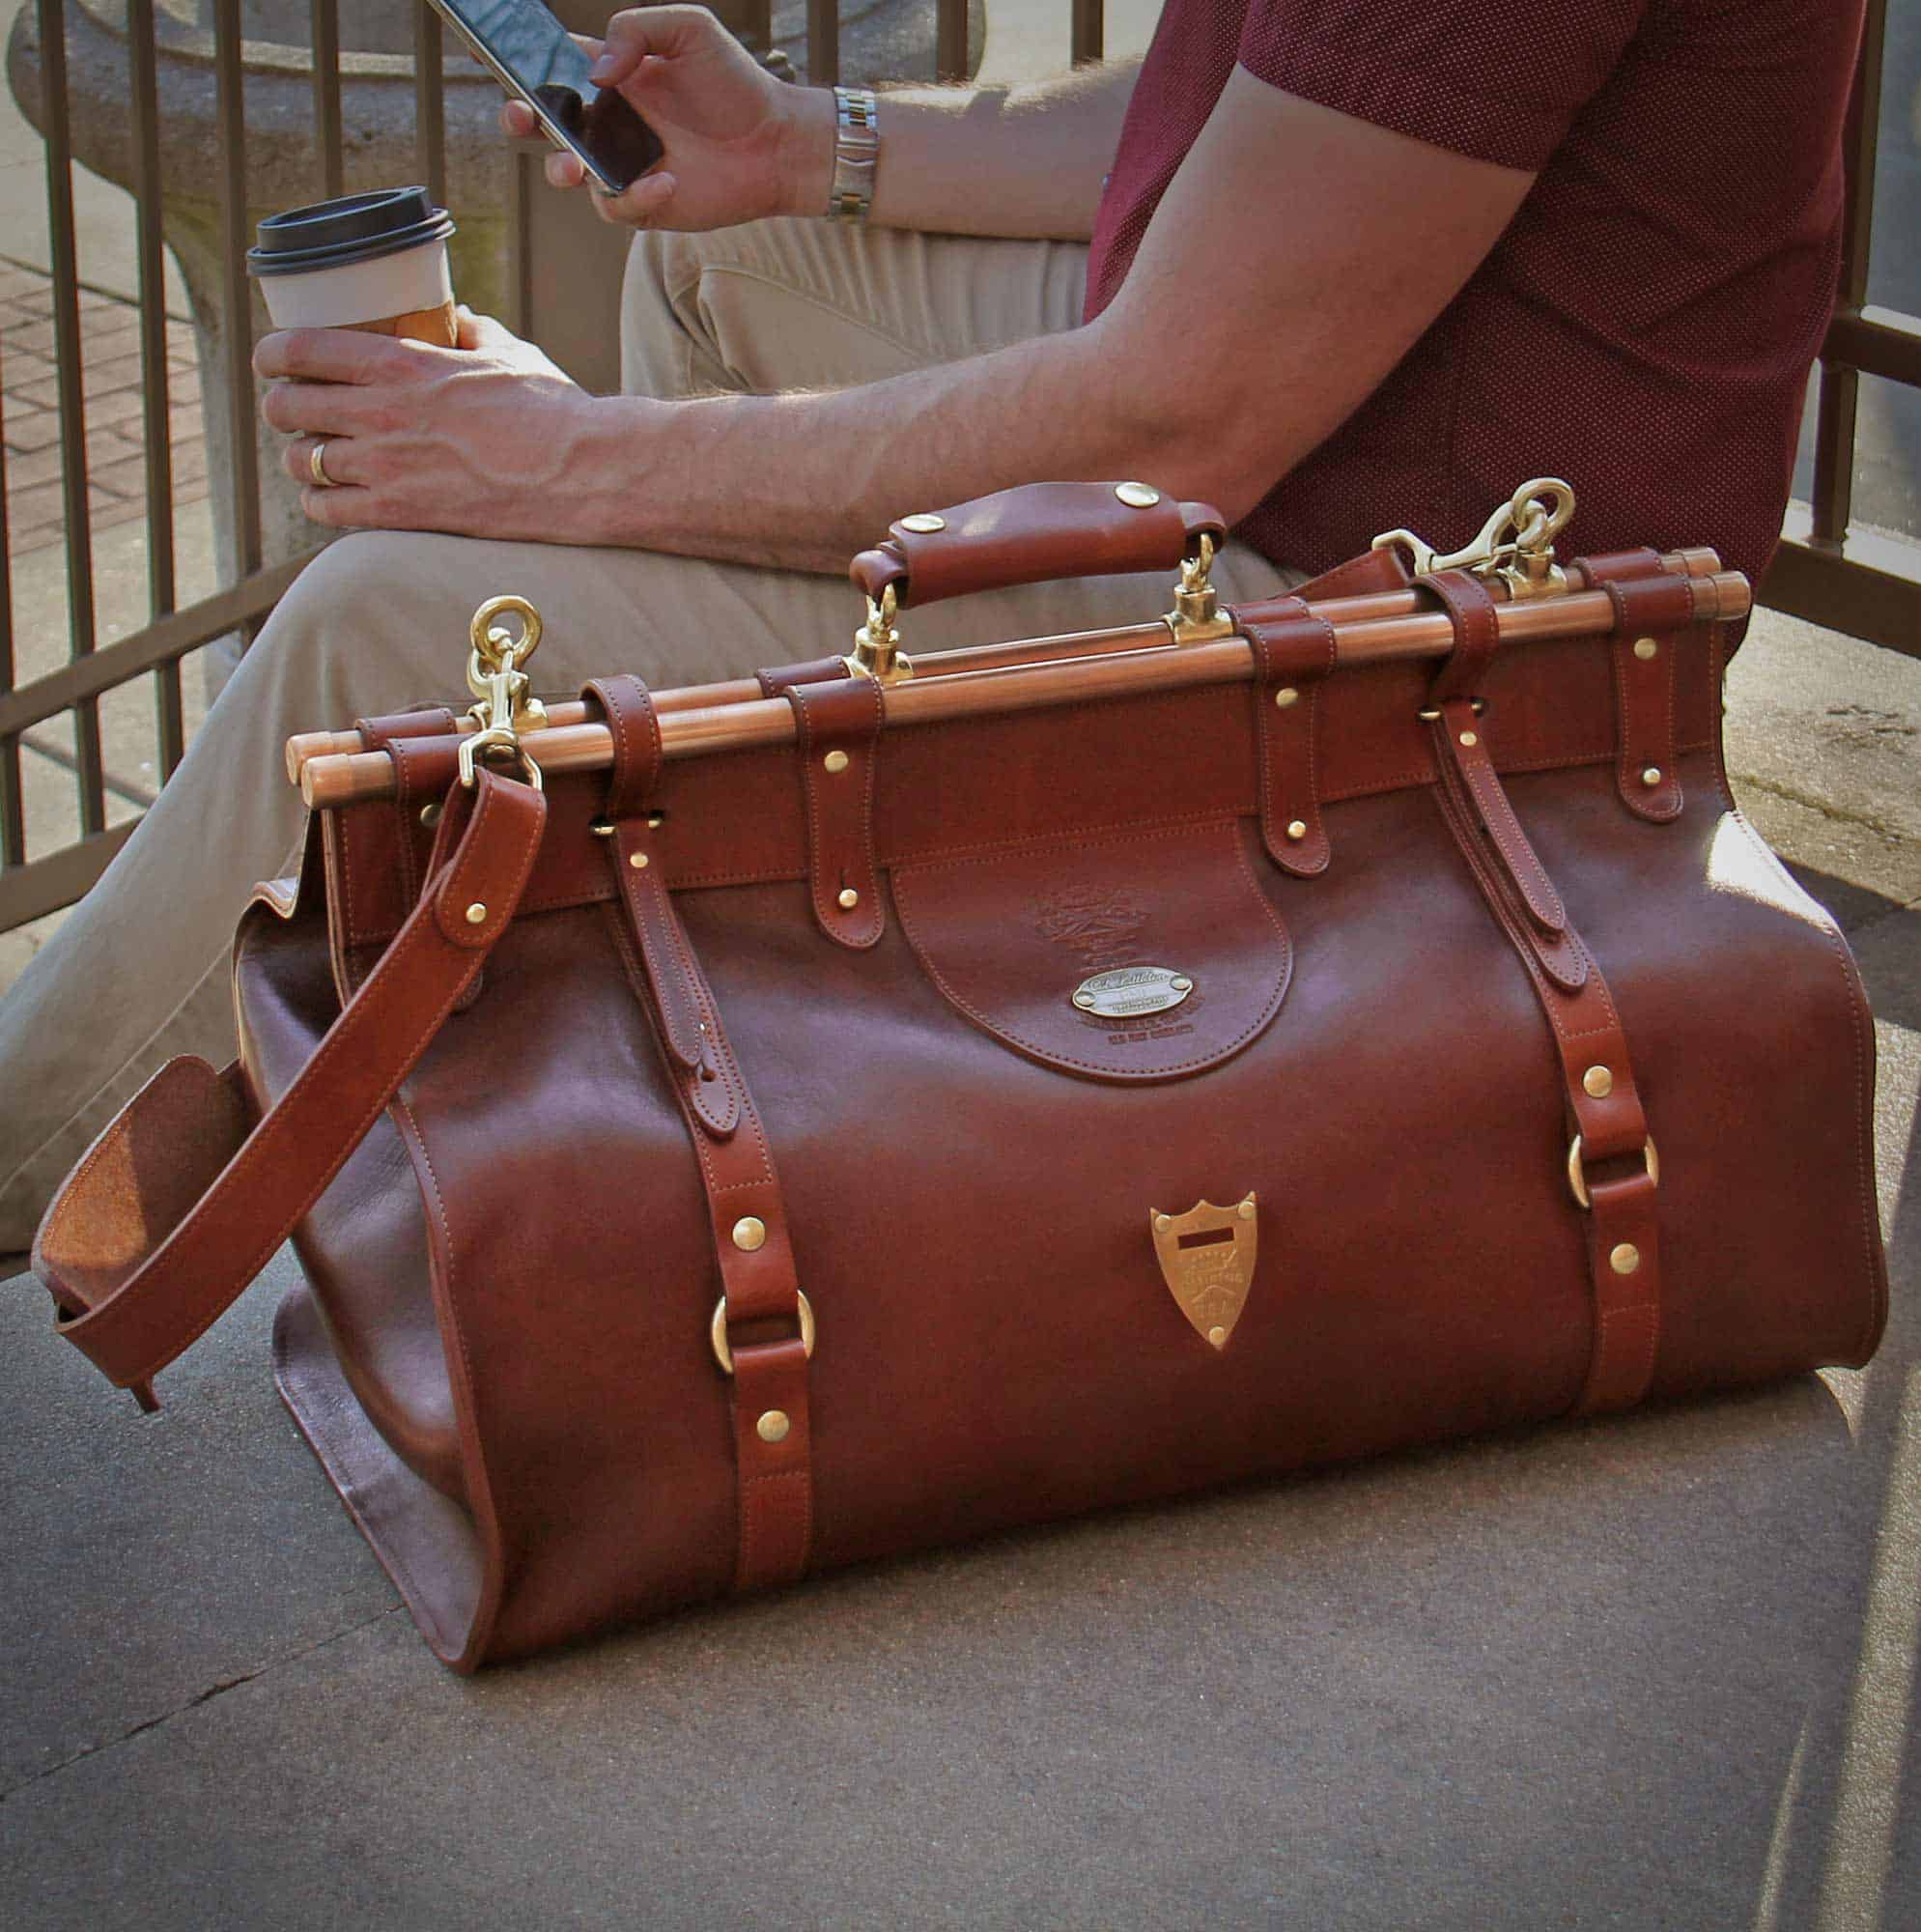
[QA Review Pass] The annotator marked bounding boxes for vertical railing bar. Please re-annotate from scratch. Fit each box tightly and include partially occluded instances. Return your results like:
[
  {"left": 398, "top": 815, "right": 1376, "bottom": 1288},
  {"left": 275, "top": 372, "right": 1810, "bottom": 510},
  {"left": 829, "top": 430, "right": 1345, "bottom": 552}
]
[
  {"left": 1071, "top": 0, "right": 1105, "bottom": 66},
  {"left": 313, "top": 0, "right": 345, "bottom": 201},
  {"left": 806, "top": 0, "right": 838, "bottom": 88},
  {"left": 0, "top": 348, "right": 21, "bottom": 867},
  {"left": 127, "top": 0, "right": 184, "bottom": 777},
  {"left": 1809, "top": 0, "right": 1883, "bottom": 550},
  {"left": 737, "top": 1, "right": 772, "bottom": 54},
  {"left": 415, "top": 2, "right": 447, "bottom": 210},
  {"left": 36, "top": 0, "right": 105, "bottom": 838},
  {"left": 213, "top": 0, "right": 263, "bottom": 653},
  {"left": 935, "top": 0, "right": 966, "bottom": 82}
]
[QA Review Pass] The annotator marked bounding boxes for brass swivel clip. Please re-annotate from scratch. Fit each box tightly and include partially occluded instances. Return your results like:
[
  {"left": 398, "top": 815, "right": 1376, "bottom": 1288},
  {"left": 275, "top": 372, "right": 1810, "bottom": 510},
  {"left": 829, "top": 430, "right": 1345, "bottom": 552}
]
[
  {"left": 459, "top": 593, "right": 549, "bottom": 790},
  {"left": 1372, "top": 476, "right": 1576, "bottom": 601},
  {"left": 847, "top": 582, "right": 915, "bottom": 685}
]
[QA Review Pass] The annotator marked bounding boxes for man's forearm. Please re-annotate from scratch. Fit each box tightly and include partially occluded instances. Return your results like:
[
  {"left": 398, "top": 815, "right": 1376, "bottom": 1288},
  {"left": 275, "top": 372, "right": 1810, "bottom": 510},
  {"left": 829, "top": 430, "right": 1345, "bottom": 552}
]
[
  {"left": 567, "top": 316, "right": 1206, "bottom": 575},
  {"left": 784, "top": 60, "right": 1140, "bottom": 241}
]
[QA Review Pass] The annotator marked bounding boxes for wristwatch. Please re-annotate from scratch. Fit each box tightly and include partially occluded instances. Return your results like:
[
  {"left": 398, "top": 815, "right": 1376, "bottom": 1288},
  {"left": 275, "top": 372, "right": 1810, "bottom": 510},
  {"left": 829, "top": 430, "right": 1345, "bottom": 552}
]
[{"left": 826, "top": 86, "right": 879, "bottom": 222}]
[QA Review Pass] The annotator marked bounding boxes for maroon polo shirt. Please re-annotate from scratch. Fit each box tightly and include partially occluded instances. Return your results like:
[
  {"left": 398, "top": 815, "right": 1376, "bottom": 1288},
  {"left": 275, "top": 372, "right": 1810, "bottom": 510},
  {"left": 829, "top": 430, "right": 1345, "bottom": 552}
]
[{"left": 1084, "top": 0, "right": 1863, "bottom": 583}]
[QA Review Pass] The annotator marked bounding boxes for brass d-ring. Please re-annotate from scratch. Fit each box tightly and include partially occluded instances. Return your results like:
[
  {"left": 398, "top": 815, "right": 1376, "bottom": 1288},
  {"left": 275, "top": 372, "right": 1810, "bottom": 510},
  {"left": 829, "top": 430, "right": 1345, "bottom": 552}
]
[
  {"left": 710, "top": 1290, "right": 815, "bottom": 1376},
  {"left": 1567, "top": 1133, "right": 1659, "bottom": 1211}
]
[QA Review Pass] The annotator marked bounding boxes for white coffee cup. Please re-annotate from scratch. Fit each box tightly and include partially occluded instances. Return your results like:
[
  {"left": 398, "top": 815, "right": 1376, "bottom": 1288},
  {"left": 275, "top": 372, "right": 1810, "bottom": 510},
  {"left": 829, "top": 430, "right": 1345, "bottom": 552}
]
[{"left": 246, "top": 185, "right": 459, "bottom": 345}]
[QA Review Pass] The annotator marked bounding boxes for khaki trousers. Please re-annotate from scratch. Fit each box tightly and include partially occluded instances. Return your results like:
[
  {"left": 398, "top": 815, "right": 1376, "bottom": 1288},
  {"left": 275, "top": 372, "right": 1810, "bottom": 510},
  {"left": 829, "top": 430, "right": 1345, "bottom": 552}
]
[{"left": 0, "top": 218, "right": 1294, "bottom": 1250}]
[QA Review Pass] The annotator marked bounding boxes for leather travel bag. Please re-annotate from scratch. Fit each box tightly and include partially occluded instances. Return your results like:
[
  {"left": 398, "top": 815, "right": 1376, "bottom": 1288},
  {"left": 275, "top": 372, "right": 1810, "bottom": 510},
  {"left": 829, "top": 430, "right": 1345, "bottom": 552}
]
[{"left": 35, "top": 478, "right": 1889, "bottom": 1670}]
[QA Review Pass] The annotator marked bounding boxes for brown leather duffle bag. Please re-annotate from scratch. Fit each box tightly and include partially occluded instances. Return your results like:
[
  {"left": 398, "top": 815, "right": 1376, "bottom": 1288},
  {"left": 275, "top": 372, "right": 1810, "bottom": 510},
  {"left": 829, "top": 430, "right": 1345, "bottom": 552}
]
[{"left": 36, "top": 479, "right": 1888, "bottom": 1670}]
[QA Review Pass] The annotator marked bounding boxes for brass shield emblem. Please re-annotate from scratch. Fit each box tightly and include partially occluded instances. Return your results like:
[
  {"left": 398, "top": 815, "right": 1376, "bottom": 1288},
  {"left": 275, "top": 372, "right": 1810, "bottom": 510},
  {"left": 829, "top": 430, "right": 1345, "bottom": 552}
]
[{"left": 1150, "top": 1193, "right": 1258, "bottom": 1350}]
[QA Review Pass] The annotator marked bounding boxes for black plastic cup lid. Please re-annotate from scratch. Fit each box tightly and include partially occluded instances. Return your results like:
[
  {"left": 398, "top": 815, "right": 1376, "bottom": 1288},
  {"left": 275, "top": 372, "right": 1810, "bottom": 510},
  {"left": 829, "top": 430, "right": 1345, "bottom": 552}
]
[{"left": 246, "top": 186, "right": 455, "bottom": 277}]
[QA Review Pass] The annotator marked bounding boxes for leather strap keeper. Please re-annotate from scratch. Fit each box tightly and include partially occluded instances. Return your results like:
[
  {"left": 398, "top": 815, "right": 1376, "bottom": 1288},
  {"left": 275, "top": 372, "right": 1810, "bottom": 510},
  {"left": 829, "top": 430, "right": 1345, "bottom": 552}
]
[
  {"left": 785, "top": 675, "right": 886, "bottom": 950},
  {"left": 757, "top": 657, "right": 853, "bottom": 698},
  {"left": 1231, "top": 595, "right": 1339, "bottom": 876}
]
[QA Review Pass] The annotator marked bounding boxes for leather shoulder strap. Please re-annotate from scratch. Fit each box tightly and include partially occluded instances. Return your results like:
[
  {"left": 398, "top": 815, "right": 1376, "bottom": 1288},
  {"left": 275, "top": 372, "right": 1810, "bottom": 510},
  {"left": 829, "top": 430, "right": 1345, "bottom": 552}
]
[{"left": 35, "top": 771, "right": 548, "bottom": 1406}]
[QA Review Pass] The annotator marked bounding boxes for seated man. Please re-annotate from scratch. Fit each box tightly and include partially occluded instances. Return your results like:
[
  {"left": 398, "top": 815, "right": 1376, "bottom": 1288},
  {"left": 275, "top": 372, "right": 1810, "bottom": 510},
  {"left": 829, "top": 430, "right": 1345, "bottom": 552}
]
[{"left": 0, "top": 0, "right": 1863, "bottom": 1247}]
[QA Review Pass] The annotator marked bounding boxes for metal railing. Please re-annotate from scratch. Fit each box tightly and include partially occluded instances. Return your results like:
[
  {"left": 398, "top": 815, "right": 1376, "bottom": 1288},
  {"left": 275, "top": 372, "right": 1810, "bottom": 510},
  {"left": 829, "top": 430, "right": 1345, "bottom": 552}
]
[{"left": 0, "top": 0, "right": 1911, "bottom": 938}]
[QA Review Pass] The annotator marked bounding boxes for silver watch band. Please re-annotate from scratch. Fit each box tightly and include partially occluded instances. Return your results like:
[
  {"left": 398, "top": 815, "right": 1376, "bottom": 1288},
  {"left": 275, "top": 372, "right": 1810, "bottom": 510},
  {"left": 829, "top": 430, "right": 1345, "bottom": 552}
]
[{"left": 826, "top": 86, "right": 879, "bottom": 222}]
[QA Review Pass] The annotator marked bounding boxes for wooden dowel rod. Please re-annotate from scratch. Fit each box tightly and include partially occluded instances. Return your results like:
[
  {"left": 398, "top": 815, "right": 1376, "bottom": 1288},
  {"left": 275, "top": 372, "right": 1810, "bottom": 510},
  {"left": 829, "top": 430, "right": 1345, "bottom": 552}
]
[
  {"left": 300, "top": 571, "right": 1748, "bottom": 810},
  {"left": 282, "top": 548, "right": 1724, "bottom": 782}
]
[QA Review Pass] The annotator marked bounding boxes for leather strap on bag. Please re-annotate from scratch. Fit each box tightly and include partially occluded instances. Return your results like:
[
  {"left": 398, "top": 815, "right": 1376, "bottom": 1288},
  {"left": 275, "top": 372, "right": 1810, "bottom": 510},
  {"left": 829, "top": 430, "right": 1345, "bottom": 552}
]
[
  {"left": 784, "top": 675, "right": 886, "bottom": 951},
  {"left": 1575, "top": 549, "right": 1687, "bottom": 824},
  {"left": 756, "top": 657, "right": 852, "bottom": 698},
  {"left": 1229, "top": 595, "right": 1338, "bottom": 876},
  {"left": 586, "top": 675, "right": 816, "bottom": 1594},
  {"left": 1419, "top": 570, "right": 1662, "bottom": 1414},
  {"left": 35, "top": 769, "right": 549, "bottom": 1408}
]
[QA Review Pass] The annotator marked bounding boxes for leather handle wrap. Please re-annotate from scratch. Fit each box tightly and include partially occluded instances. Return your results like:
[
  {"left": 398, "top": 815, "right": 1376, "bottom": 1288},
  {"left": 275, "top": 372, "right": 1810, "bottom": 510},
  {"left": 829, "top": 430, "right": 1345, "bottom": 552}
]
[{"left": 849, "top": 482, "right": 1226, "bottom": 610}]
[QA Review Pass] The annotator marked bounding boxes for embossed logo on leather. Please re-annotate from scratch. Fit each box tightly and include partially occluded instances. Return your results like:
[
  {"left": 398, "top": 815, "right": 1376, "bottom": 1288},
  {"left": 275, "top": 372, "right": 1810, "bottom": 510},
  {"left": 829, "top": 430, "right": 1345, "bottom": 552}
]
[
  {"left": 1031, "top": 884, "right": 1148, "bottom": 967},
  {"left": 1150, "top": 1193, "right": 1257, "bottom": 1351}
]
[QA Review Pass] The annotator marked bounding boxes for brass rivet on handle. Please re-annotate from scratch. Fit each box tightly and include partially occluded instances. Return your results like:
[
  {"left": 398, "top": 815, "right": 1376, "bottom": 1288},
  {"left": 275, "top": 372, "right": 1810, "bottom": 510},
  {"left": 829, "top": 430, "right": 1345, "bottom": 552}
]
[
  {"left": 1285, "top": 819, "right": 1309, "bottom": 841},
  {"left": 837, "top": 887, "right": 860, "bottom": 909},
  {"left": 1115, "top": 481, "right": 1161, "bottom": 508},
  {"left": 630, "top": 851, "right": 649, "bottom": 868},
  {"left": 1641, "top": 766, "right": 1663, "bottom": 787},
  {"left": 823, "top": 750, "right": 850, "bottom": 774},
  {"left": 1274, "top": 687, "right": 1299, "bottom": 709},
  {"left": 419, "top": 802, "right": 441, "bottom": 828},
  {"left": 899, "top": 513, "right": 946, "bottom": 533},
  {"left": 732, "top": 1216, "right": 767, "bottom": 1253},
  {"left": 1459, "top": 730, "right": 1479, "bottom": 748},
  {"left": 756, "top": 1409, "right": 791, "bottom": 1443},
  {"left": 464, "top": 901, "right": 487, "bottom": 925},
  {"left": 1610, "top": 1243, "right": 1642, "bottom": 1276},
  {"left": 1634, "top": 638, "right": 1659, "bottom": 662},
  {"left": 1583, "top": 1065, "right": 1614, "bottom": 1098}
]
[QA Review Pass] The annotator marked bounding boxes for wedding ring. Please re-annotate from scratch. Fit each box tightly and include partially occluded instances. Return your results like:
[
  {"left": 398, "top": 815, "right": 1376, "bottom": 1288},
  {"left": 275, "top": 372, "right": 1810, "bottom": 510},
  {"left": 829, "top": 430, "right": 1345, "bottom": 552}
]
[{"left": 309, "top": 440, "right": 338, "bottom": 489}]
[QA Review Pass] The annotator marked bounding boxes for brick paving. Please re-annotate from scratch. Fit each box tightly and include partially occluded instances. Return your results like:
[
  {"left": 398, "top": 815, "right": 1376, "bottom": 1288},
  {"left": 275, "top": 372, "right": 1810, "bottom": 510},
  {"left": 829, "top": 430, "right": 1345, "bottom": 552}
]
[{"left": 0, "top": 256, "right": 205, "bottom": 551}]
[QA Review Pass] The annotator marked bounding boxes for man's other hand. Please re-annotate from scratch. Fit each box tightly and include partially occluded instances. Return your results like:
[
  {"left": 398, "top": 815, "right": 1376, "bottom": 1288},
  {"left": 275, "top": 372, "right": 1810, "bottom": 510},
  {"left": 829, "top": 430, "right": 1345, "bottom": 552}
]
[
  {"left": 499, "top": 6, "right": 832, "bottom": 233},
  {"left": 254, "top": 310, "right": 629, "bottom": 544}
]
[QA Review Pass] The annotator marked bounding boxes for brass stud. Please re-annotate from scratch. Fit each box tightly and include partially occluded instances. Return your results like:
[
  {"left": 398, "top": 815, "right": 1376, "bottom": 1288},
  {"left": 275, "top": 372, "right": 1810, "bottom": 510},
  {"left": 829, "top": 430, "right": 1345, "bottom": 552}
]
[
  {"left": 756, "top": 1409, "right": 791, "bottom": 1443},
  {"left": 464, "top": 901, "right": 487, "bottom": 924},
  {"left": 1610, "top": 1242, "right": 1642, "bottom": 1277},
  {"left": 1115, "top": 481, "right": 1161, "bottom": 508},
  {"left": 1274, "top": 687, "right": 1300, "bottom": 709},
  {"left": 837, "top": 887, "right": 860, "bottom": 909},
  {"left": 731, "top": 1216, "right": 767, "bottom": 1253},
  {"left": 823, "top": 750, "right": 850, "bottom": 775},
  {"left": 1633, "top": 638, "right": 1658, "bottom": 662},
  {"left": 899, "top": 512, "right": 946, "bottom": 534},
  {"left": 1154, "top": 1213, "right": 1172, "bottom": 1234},
  {"left": 1171, "top": 976, "right": 1193, "bottom": 993},
  {"left": 1459, "top": 730, "right": 1479, "bottom": 749},
  {"left": 629, "top": 850, "right": 649, "bottom": 868},
  {"left": 647, "top": 811, "right": 664, "bottom": 829},
  {"left": 1641, "top": 766, "right": 1663, "bottom": 787},
  {"left": 1074, "top": 990, "right": 1097, "bottom": 1010},
  {"left": 419, "top": 801, "right": 442, "bottom": 828},
  {"left": 1583, "top": 1065, "right": 1614, "bottom": 1099},
  {"left": 1285, "top": 819, "right": 1309, "bottom": 841},
  {"left": 1207, "top": 1325, "right": 1227, "bottom": 1349},
  {"left": 1238, "top": 1199, "right": 1256, "bottom": 1220}
]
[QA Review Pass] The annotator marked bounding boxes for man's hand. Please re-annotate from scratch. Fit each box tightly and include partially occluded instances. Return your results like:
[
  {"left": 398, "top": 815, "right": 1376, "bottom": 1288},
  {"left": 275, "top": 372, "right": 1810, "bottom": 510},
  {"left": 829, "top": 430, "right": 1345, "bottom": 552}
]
[
  {"left": 499, "top": 6, "right": 831, "bottom": 232},
  {"left": 254, "top": 311, "right": 628, "bottom": 542}
]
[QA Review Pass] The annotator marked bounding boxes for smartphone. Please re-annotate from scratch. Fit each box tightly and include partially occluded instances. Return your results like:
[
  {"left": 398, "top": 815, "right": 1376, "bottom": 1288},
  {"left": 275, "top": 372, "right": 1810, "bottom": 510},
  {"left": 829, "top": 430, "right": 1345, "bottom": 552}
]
[{"left": 426, "top": 0, "right": 664, "bottom": 194}]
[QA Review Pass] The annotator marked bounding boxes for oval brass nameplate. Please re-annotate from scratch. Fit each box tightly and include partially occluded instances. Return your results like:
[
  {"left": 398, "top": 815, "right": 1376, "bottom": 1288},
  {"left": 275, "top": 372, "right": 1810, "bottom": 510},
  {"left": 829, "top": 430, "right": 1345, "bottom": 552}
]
[{"left": 1071, "top": 966, "right": 1194, "bottom": 1019}]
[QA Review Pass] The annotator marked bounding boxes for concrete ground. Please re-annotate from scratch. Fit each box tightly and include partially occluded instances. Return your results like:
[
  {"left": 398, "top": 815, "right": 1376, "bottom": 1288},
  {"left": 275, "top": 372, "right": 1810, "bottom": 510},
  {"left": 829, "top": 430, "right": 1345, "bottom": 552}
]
[{"left": 4, "top": 6, "right": 1921, "bottom": 1930}]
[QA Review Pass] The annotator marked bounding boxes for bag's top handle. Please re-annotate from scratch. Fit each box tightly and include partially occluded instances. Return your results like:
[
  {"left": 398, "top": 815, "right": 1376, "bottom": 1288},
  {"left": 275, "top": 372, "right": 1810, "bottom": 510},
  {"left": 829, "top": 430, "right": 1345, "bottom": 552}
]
[{"left": 848, "top": 480, "right": 1226, "bottom": 613}]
